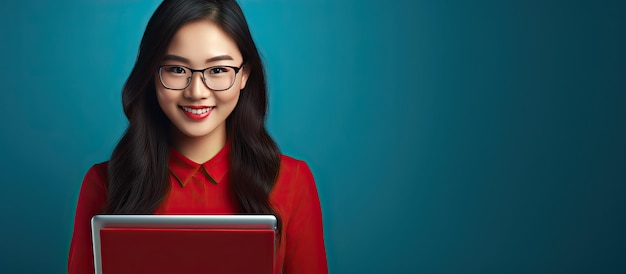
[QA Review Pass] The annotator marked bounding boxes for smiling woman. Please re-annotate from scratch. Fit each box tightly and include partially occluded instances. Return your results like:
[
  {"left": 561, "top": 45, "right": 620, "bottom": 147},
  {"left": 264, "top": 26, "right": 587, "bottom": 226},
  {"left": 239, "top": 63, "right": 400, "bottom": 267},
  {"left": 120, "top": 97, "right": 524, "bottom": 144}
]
[
  {"left": 67, "top": 0, "right": 328, "bottom": 273},
  {"left": 155, "top": 20, "right": 247, "bottom": 157}
]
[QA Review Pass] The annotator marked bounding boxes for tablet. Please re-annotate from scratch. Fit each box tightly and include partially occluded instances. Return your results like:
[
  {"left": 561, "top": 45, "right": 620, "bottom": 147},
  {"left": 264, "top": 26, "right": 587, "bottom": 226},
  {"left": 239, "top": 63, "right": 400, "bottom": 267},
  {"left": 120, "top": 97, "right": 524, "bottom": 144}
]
[{"left": 91, "top": 215, "right": 277, "bottom": 274}]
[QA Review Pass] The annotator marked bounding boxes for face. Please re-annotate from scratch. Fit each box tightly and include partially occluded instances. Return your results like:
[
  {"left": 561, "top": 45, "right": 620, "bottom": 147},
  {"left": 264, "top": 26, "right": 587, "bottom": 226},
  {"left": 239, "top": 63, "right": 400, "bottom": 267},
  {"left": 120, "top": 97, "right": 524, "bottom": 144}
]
[{"left": 156, "top": 20, "right": 249, "bottom": 144}]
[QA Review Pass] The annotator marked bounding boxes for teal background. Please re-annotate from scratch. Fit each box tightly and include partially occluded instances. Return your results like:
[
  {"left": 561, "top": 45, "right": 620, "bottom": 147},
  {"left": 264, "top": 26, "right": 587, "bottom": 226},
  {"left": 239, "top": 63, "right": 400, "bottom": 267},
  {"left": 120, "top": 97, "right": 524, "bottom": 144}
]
[{"left": 1, "top": 0, "right": 625, "bottom": 273}]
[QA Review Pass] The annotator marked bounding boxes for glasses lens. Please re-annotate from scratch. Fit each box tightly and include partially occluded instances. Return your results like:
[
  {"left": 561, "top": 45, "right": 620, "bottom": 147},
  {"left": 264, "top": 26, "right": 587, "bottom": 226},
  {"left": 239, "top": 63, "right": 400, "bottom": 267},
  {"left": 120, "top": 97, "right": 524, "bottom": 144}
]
[
  {"left": 160, "top": 65, "right": 191, "bottom": 90},
  {"left": 203, "top": 66, "right": 236, "bottom": 91}
]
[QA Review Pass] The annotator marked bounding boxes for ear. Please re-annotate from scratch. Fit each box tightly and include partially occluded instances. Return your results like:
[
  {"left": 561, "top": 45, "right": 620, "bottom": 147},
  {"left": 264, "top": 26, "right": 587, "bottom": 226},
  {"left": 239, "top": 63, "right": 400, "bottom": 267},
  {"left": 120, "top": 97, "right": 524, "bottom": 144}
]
[{"left": 239, "top": 65, "right": 250, "bottom": 90}]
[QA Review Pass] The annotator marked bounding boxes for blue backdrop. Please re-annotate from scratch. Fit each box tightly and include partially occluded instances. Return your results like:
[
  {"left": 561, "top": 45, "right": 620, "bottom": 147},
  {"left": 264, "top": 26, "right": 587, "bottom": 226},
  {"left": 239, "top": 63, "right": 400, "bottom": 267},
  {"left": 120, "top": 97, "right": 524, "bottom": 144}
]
[{"left": 0, "top": 0, "right": 624, "bottom": 273}]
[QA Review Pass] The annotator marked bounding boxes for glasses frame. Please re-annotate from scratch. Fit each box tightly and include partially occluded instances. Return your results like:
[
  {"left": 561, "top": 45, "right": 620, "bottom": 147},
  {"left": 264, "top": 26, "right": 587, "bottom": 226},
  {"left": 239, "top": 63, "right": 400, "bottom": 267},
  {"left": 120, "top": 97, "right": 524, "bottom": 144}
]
[{"left": 157, "top": 63, "right": 245, "bottom": 91}]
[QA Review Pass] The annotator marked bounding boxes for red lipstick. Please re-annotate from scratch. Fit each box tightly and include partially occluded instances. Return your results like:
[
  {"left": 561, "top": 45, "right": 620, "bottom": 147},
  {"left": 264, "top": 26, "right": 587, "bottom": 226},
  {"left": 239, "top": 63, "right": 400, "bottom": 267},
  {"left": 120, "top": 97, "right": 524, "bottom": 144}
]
[{"left": 180, "top": 106, "right": 214, "bottom": 121}]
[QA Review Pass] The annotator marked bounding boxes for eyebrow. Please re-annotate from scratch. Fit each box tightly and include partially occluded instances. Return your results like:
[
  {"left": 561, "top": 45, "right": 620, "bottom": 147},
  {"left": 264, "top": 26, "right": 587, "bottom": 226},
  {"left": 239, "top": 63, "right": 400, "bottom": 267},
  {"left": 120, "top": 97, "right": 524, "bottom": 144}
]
[{"left": 162, "top": 54, "right": 234, "bottom": 64}]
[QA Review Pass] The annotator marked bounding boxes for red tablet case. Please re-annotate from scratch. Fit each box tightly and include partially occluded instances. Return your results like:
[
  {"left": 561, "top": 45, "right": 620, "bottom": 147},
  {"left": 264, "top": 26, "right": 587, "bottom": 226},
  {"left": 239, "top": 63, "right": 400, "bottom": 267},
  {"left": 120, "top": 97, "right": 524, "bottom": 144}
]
[{"left": 99, "top": 228, "right": 275, "bottom": 274}]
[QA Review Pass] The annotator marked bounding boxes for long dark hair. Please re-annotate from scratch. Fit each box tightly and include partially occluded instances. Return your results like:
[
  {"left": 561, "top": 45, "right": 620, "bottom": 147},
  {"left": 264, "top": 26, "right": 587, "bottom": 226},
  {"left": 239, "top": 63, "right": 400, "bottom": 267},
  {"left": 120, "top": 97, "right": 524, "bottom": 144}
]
[{"left": 105, "top": 0, "right": 282, "bottom": 235}]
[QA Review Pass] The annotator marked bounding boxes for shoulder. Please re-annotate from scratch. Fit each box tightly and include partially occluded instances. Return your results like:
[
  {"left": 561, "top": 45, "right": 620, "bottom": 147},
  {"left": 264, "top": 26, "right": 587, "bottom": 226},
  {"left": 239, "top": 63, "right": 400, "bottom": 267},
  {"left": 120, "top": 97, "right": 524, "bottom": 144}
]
[
  {"left": 278, "top": 154, "right": 307, "bottom": 173},
  {"left": 90, "top": 161, "right": 109, "bottom": 172},
  {"left": 87, "top": 161, "right": 108, "bottom": 178},
  {"left": 82, "top": 161, "right": 109, "bottom": 190},
  {"left": 272, "top": 154, "right": 317, "bottom": 199},
  {"left": 277, "top": 154, "right": 315, "bottom": 183}
]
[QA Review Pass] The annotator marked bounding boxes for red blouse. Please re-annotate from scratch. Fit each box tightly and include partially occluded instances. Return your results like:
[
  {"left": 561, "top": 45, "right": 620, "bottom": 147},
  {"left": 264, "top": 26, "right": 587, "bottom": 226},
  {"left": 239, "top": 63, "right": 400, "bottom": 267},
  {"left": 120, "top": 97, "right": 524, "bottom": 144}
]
[{"left": 68, "top": 144, "right": 328, "bottom": 274}]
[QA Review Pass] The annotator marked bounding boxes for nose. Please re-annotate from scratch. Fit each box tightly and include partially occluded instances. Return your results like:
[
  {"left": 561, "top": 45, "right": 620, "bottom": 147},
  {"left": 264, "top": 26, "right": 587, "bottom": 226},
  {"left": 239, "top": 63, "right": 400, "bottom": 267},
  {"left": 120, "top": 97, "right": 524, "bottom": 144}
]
[{"left": 185, "top": 71, "right": 211, "bottom": 100}]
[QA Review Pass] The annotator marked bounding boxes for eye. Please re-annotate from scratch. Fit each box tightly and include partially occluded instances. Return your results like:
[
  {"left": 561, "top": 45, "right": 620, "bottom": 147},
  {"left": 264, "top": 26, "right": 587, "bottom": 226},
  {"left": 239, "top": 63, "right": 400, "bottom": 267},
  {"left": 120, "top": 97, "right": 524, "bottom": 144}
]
[
  {"left": 164, "top": 66, "right": 186, "bottom": 74},
  {"left": 208, "top": 67, "right": 230, "bottom": 74}
]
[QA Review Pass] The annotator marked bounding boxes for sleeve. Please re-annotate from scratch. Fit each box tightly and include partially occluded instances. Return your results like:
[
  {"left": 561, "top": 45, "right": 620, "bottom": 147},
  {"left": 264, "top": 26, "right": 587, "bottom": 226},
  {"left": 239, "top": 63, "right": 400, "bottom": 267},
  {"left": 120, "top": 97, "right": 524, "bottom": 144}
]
[
  {"left": 68, "top": 164, "right": 108, "bottom": 274},
  {"left": 283, "top": 161, "right": 329, "bottom": 274}
]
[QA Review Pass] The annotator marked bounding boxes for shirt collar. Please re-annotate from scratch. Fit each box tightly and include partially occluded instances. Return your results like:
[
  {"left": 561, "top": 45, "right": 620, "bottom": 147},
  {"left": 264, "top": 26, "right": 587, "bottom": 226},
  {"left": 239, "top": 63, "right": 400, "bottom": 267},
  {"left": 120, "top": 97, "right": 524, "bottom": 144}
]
[{"left": 168, "top": 142, "right": 230, "bottom": 187}]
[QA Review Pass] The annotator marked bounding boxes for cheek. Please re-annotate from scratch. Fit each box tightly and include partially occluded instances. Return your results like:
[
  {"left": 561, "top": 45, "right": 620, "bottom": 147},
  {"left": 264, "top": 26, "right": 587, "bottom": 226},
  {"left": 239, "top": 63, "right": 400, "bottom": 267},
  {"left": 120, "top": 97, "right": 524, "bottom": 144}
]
[
  {"left": 156, "top": 90, "right": 176, "bottom": 111},
  {"left": 217, "top": 90, "right": 241, "bottom": 107}
]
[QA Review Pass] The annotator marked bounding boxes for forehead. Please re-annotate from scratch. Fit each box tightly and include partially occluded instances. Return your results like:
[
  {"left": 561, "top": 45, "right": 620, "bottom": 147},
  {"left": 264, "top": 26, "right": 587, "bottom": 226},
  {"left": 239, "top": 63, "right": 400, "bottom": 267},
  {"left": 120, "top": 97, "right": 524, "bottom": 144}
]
[{"left": 166, "top": 20, "right": 242, "bottom": 64}]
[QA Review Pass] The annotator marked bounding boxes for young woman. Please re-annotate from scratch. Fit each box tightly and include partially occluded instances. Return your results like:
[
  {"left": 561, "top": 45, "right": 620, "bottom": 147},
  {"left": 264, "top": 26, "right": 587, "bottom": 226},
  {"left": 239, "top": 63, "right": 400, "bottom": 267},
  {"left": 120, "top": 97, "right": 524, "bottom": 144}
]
[{"left": 68, "top": 0, "right": 328, "bottom": 273}]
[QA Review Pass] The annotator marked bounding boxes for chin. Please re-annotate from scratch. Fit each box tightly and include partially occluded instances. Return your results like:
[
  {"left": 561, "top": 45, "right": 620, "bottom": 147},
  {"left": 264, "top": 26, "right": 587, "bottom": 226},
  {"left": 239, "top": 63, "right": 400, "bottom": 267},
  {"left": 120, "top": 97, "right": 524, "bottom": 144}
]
[
  {"left": 177, "top": 123, "right": 223, "bottom": 138},
  {"left": 180, "top": 130, "right": 215, "bottom": 139}
]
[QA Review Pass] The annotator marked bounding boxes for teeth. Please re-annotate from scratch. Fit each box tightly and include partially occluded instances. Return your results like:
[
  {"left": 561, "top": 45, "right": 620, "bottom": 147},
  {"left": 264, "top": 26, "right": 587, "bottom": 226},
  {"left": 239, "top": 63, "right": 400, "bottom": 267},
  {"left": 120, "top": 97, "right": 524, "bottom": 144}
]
[{"left": 182, "top": 106, "right": 213, "bottom": 114}]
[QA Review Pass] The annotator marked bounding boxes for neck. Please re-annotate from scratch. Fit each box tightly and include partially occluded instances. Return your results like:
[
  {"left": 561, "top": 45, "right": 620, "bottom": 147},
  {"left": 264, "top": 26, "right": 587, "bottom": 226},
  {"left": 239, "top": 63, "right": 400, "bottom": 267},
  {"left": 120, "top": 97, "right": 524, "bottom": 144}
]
[{"left": 172, "top": 126, "right": 227, "bottom": 164}]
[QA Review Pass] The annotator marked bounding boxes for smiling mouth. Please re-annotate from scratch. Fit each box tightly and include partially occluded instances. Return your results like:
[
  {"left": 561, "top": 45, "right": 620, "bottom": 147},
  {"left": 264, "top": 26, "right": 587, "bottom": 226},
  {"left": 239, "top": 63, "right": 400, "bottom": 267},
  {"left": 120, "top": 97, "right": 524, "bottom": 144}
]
[
  {"left": 180, "top": 106, "right": 215, "bottom": 114},
  {"left": 179, "top": 106, "right": 215, "bottom": 121}
]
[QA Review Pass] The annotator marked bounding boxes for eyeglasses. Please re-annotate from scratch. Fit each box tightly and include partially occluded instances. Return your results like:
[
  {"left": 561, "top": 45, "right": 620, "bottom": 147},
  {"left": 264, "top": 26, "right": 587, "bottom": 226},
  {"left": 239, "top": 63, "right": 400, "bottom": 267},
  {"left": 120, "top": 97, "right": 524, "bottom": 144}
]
[{"left": 157, "top": 63, "right": 244, "bottom": 91}]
